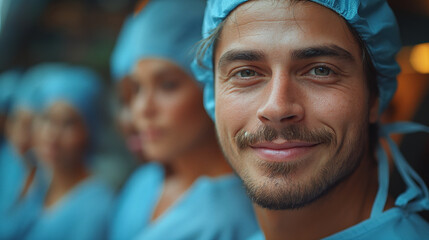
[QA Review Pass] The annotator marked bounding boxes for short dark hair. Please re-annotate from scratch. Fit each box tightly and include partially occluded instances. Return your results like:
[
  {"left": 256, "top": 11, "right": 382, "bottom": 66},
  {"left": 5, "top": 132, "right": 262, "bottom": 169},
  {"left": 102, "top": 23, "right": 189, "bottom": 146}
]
[{"left": 195, "top": 0, "right": 380, "bottom": 155}]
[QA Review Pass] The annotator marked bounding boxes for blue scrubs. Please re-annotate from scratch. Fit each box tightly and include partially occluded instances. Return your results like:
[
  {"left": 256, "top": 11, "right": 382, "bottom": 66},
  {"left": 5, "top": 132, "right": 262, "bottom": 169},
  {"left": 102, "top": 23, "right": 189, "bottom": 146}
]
[
  {"left": 0, "top": 161, "right": 48, "bottom": 239},
  {"left": 0, "top": 143, "right": 28, "bottom": 214},
  {"left": 249, "top": 209, "right": 429, "bottom": 240},
  {"left": 23, "top": 177, "right": 114, "bottom": 240},
  {"left": 110, "top": 163, "right": 259, "bottom": 240}
]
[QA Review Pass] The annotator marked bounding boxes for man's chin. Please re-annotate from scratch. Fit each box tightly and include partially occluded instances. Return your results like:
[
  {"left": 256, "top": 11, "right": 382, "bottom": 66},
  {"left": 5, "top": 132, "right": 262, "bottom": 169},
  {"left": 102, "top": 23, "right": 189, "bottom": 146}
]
[
  {"left": 243, "top": 177, "right": 320, "bottom": 210},
  {"left": 240, "top": 164, "right": 331, "bottom": 210}
]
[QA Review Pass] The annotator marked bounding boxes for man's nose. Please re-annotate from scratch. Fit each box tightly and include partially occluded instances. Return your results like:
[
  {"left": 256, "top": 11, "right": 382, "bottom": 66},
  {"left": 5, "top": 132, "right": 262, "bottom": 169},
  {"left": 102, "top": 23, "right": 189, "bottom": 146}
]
[{"left": 257, "top": 72, "right": 304, "bottom": 124}]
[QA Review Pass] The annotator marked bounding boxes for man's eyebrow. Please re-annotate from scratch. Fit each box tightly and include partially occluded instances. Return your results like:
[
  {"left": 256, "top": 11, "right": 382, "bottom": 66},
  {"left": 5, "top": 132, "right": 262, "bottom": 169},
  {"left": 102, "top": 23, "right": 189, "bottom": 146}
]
[
  {"left": 217, "top": 50, "right": 265, "bottom": 70},
  {"left": 291, "top": 45, "right": 355, "bottom": 62}
]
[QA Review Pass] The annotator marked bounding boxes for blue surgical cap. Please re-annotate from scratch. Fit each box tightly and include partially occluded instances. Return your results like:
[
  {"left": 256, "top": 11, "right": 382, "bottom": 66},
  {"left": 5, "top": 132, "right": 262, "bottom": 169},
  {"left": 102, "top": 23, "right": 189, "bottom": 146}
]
[
  {"left": 110, "top": 15, "right": 137, "bottom": 81},
  {"left": 110, "top": 0, "right": 206, "bottom": 82},
  {"left": 10, "top": 69, "right": 44, "bottom": 115},
  {"left": 191, "top": 0, "right": 401, "bottom": 120},
  {"left": 0, "top": 70, "right": 21, "bottom": 114},
  {"left": 32, "top": 63, "right": 102, "bottom": 140}
]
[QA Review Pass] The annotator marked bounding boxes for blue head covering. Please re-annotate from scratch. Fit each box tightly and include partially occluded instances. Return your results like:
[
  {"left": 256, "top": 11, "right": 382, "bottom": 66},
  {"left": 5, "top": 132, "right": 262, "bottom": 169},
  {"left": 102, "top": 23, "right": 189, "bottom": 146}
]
[
  {"left": 32, "top": 63, "right": 102, "bottom": 142},
  {"left": 110, "top": 0, "right": 206, "bottom": 82},
  {"left": 110, "top": 15, "right": 138, "bottom": 81},
  {"left": 191, "top": 0, "right": 429, "bottom": 220},
  {"left": 0, "top": 70, "right": 22, "bottom": 115},
  {"left": 10, "top": 68, "right": 48, "bottom": 115}
]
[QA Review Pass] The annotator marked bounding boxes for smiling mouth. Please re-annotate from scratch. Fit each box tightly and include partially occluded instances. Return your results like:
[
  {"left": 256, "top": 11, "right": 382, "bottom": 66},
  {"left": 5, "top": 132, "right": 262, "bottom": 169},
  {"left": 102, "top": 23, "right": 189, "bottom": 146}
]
[{"left": 250, "top": 138, "right": 319, "bottom": 162}]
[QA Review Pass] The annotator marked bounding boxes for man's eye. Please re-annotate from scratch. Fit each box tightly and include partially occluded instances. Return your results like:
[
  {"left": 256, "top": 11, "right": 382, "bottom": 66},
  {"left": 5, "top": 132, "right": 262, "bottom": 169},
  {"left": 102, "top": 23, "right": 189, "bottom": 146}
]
[
  {"left": 235, "top": 69, "right": 257, "bottom": 78},
  {"left": 310, "top": 67, "right": 332, "bottom": 76}
]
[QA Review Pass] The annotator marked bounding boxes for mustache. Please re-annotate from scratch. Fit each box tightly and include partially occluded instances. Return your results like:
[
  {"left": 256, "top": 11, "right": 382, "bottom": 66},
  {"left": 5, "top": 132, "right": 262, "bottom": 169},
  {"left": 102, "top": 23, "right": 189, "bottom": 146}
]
[{"left": 235, "top": 124, "right": 335, "bottom": 149}]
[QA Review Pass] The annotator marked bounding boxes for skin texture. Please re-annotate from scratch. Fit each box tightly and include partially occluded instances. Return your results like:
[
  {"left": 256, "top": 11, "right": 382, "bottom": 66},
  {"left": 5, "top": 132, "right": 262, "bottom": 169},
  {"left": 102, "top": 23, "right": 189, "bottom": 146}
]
[
  {"left": 35, "top": 101, "right": 90, "bottom": 207},
  {"left": 130, "top": 58, "right": 231, "bottom": 221},
  {"left": 213, "top": 1, "right": 382, "bottom": 239}
]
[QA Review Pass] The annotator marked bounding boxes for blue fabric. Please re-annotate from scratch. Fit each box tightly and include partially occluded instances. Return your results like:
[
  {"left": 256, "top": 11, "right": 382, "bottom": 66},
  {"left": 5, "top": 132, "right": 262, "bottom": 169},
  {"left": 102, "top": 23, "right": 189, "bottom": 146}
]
[
  {"left": 30, "top": 63, "right": 102, "bottom": 142},
  {"left": 0, "top": 163, "right": 49, "bottom": 240},
  {"left": 23, "top": 177, "right": 114, "bottom": 240},
  {"left": 110, "top": 15, "right": 138, "bottom": 81},
  {"left": 191, "top": 0, "right": 401, "bottom": 120},
  {"left": 249, "top": 208, "right": 429, "bottom": 240},
  {"left": 0, "top": 143, "right": 27, "bottom": 215},
  {"left": 110, "top": 0, "right": 206, "bottom": 82},
  {"left": 10, "top": 69, "right": 42, "bottom": 114},
  {"left": 378, "top": 123, "right": 429, "bottom": 212},
  {"left": 109, "top": 163, "right": 259, "bottom": 240},
  {"left": 0, "top": 69, "right": 21, "bottom": 114}
]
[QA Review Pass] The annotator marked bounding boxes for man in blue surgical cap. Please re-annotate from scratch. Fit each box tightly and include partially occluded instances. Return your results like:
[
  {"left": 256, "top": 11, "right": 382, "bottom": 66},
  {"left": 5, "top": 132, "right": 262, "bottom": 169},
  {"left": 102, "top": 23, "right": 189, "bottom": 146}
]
[{"left": 193, "top": 0, "right": 429, "bottom": 239}]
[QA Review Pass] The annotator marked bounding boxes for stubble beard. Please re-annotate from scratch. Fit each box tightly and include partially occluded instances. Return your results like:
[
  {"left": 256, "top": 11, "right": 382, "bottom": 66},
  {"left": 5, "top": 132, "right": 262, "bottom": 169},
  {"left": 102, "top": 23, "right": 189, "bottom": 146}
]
[{"left": 219, "top": 124, "right": 366, "bottom": 210}]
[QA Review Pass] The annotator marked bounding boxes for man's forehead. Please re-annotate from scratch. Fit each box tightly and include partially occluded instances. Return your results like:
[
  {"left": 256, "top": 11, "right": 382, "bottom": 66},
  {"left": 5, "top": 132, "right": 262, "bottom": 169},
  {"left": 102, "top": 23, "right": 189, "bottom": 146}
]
[{"left": 216, "top": 0, "right": 361, "bottom": 63}]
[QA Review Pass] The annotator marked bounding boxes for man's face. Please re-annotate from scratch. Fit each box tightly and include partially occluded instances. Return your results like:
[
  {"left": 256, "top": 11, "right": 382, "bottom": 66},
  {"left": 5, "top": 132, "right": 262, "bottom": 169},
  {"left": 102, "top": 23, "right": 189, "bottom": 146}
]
[{"left": 214, "top": 0, "right": 378, "bottom": 209}]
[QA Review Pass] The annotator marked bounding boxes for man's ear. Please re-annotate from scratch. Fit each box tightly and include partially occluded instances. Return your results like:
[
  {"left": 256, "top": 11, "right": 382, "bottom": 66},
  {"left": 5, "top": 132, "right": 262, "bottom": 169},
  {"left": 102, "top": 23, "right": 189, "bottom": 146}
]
[{"left": 369, "top": 97, "right": 379, "bottom": 124}]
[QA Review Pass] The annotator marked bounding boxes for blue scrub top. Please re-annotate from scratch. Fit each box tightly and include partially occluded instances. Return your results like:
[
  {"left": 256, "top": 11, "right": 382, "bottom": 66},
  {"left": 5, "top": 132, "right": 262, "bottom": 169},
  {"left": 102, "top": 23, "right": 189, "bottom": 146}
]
[
  {"left": 23, "top": 177, "right": 114, "bottom": 240},
  {"left": 0, "top": 160, "right": 48, "bottom": 239},
  {"left": 249, "top": 207, "right": 429, "bottom": 240},
  {"left": 110, "top": 162, "right": 260, "bottom": 240},
  {"left": 0, "top": 143, "right": 28, "bottom": 214}
]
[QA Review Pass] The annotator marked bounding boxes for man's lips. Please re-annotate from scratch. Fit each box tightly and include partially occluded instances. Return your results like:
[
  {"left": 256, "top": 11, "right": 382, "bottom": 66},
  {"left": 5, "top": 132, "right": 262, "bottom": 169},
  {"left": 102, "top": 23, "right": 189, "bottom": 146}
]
[{"left": 249, "top": 139, "right": 319, "bottom": 162}]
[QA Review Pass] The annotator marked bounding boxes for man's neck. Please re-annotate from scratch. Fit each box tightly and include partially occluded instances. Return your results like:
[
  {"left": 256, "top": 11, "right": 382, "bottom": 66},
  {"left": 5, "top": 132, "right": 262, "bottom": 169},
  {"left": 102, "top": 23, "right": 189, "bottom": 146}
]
[{"left": 255, "top": 156, "right": 380, "bottom": 240}]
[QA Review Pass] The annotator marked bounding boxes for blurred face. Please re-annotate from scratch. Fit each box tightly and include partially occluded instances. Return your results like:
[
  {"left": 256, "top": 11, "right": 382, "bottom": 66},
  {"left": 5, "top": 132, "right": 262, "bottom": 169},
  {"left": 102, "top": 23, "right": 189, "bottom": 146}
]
[
  {"left": 214, "top": 0, "right": 378, "bottom": 209},
  {"left": 116, "top": 77, "right": 144, "bottom": 160},
  {"left": 35, "top": 101, "right": 88, "bottom": 168},
  {"left": 131, "top": 58, "right": 214, "bottom": 161},
  {"left": 7, "top": 109, "right": 34, "bottom": 155}
]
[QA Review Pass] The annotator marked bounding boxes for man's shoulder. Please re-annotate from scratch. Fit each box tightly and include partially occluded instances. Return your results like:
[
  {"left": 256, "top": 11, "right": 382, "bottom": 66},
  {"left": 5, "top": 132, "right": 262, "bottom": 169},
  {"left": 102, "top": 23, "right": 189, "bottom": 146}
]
[{"left": 325, "top": 208, "right": 429, "bottom": 240}]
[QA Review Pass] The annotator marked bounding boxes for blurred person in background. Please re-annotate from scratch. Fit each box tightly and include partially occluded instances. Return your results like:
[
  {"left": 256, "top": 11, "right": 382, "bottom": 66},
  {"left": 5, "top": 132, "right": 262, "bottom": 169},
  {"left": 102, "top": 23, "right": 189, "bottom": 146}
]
[
  {"left": 1, "top": 63, "right": 115, "bottom": 240},
  {"left": 110, "top": 12, "right": 147, "bottom": 164},
  {"left": 0, "top": 70, "right": 20, "bottom": 145},
  {"left": 0, "top": 69, "right": 39, "bottom": 221},
  {"left": 108, "top": 0, "right": 259, "bottom": 239}
]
